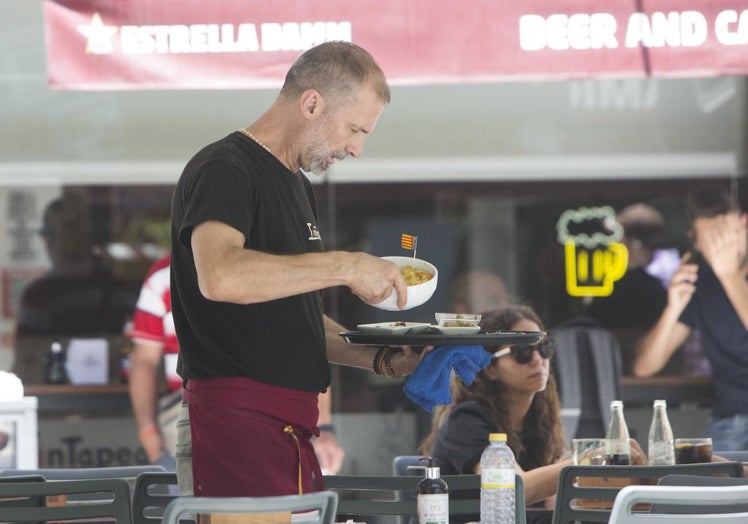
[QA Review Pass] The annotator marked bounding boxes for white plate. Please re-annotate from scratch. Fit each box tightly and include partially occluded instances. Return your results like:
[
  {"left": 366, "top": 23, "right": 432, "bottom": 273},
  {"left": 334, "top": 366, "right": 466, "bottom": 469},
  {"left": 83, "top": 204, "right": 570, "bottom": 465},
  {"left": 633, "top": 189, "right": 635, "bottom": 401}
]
[
  {"left": 431, "top": 325, "right": 482, "bottom": 335},
  {"left": 357, "top": 322, "right": 432, "bottom": 335}
]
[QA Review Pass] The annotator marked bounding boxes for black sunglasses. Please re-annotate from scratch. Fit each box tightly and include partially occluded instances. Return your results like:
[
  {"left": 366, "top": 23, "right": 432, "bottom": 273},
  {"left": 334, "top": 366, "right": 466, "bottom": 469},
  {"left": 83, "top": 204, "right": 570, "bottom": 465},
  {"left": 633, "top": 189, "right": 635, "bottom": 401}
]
[{"left": 492, "top": 340, "right": 554, "bottom": 364}]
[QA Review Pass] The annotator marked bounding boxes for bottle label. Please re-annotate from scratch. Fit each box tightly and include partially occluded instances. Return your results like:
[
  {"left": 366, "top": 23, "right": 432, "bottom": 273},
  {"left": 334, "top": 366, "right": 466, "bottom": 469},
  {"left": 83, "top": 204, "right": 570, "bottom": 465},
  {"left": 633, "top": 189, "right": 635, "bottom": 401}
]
[
  {"left": 417, "top": 493, "right": 449, "bottom": 524},
  {"left": 481, "top": 467, "right": 515, "bottom": 489}
]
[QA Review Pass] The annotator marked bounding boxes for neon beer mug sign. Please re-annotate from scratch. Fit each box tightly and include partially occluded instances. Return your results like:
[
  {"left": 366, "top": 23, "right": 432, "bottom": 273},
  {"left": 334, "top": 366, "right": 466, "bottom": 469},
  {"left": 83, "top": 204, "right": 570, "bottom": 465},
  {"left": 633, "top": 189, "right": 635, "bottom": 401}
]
[{"left": 556, "top": 206, "right": 628, "bottom": 297}]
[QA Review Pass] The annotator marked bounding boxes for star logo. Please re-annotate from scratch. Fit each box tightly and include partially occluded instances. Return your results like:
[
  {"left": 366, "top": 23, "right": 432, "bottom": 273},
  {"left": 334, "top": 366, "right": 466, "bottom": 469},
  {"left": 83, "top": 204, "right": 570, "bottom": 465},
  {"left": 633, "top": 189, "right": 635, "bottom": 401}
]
[{"left": 77, "top": 12, "right": 118, "bottom": 54}]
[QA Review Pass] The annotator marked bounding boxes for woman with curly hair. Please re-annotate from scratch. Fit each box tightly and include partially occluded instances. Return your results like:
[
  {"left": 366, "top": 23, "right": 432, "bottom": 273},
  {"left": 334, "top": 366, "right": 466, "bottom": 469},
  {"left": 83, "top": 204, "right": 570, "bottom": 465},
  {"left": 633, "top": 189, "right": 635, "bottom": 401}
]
[{"left": 419, "top": 304, "right": 644, "bottom": 508}]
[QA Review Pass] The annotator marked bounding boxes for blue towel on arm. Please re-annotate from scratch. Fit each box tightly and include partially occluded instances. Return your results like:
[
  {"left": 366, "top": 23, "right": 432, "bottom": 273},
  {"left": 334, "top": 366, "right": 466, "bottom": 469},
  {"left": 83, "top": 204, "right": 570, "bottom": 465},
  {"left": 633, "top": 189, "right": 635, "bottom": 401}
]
[{"left": 404, "top": 345, "right": 491, "bottom": 412}]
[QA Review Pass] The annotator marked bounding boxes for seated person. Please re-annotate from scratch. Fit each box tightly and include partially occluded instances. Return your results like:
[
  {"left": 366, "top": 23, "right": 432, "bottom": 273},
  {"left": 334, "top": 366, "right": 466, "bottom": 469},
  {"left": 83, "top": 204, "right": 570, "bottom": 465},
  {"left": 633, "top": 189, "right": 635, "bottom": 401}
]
[
  {"left": 13, "top": 194, "right": 137, "bottom": 384},
  {"left": 584, "top": 203, "right": 673, "bottom": 374},
  {"left": 418, "top": 304, "right": 646, "bottom": 511}
]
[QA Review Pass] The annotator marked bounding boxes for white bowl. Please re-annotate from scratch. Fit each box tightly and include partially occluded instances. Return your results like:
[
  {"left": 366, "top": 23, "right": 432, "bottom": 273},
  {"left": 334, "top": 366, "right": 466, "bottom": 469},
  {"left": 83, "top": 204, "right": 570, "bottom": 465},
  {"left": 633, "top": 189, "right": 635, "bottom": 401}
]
[
  {"left": 368, "top": 256, "right": 438, "bottom": 311},
  {"left": 357, "top": 322, "right": 432, "bottom": 334},
  {"left": 435, "top": 312, "right": 482, "bottom": 327}
]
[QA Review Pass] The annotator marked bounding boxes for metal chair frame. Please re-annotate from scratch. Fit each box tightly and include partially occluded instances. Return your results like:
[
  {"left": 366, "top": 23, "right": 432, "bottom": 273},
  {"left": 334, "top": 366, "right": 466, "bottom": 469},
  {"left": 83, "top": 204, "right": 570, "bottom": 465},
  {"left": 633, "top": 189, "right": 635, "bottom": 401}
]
[
  {"left": 609, "top": 484, "right": 748, "bottom": 524},
  {"left": 553, "top": 462, "right": 745, "bottom": 524},
  {"left": 0, "top": 477, "right": 132, "bottom": 523},
  {"left": 132, "top": 471, "right": 180, "bottom": 524},
  {"left": 161, "top": 491, "right": 338, "bottom": 524}
]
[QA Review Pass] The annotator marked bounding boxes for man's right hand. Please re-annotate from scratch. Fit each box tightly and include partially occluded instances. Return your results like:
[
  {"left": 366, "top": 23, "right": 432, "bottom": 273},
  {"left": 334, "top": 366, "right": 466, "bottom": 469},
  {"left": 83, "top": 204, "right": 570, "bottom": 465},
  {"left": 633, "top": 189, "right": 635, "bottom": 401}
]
[
  {"left": 346, "top": 254, "right": 408, "bottom": 309},
  {"left": 666, "top": 252, "right": 698, "bottom": 314}
]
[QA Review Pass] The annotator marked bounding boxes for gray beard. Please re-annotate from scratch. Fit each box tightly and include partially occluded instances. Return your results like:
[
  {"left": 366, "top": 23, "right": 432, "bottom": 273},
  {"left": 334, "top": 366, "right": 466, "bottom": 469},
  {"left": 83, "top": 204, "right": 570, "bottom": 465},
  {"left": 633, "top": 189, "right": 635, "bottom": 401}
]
[{"left": 307, "top": 151, "right": 347, "bottom": 176}]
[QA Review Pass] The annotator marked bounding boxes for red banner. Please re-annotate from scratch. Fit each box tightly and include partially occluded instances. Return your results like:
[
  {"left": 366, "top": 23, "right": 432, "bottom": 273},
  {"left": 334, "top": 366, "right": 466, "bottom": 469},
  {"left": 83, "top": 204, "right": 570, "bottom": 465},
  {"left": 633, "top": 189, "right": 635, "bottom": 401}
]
[{"left": 44, "top": 0, "right": 748, "bottom": 90}]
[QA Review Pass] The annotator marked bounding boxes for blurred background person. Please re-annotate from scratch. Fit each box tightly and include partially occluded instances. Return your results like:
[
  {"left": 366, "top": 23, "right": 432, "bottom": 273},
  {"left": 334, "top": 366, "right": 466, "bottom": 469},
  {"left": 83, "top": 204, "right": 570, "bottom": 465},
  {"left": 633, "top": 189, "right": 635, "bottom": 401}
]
[
  {"left": 128, "top": 255, "right": 345, "bottom": 473},
  {"left": 584, "top": 203, "right": 671, "bottom": 374},
  {"left": 449, "top": 269, "right": 511, "bottom": 315},
  {"left": 127, "top": 255, "right": 180, "bottom": 470},
  {"left": 13, "top": 194, "right": 137, "bottom": 384}
]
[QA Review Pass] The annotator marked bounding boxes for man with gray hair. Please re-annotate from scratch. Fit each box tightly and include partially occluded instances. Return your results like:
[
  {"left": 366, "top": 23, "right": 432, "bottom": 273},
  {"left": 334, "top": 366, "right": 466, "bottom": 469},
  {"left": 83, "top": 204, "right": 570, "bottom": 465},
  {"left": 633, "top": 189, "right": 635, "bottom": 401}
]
[{"left": 171, "top": 42, "right": 427, "bottom": 497}]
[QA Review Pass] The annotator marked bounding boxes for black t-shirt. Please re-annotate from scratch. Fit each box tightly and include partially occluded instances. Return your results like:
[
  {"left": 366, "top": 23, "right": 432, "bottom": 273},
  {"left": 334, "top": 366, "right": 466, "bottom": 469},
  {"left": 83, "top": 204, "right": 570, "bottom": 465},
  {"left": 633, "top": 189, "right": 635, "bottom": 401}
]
[
  {"left": 431, "top": 401, "right": 536, "bottom": 524},
  {"left": 680, "top": 265, "right": 748, "bottom": 417},
  {"left": 170, "top": 132, "right": 329, "bottom": 392},
  {"left": 585, "top": 268, "right": 667, "bottom": 331},
  {"left": 585, "top": 268, "right": 671, "bottom": 374},
  {"left": 431, "top": 401, "right": 530, "bottom": 474}
]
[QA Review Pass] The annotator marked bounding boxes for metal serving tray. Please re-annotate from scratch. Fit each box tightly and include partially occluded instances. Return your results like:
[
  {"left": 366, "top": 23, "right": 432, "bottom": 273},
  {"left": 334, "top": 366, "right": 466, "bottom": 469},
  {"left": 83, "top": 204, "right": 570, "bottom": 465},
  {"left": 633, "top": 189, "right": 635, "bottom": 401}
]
[{"left": 339, "top": 330, "right": 546, "bottom": 347}]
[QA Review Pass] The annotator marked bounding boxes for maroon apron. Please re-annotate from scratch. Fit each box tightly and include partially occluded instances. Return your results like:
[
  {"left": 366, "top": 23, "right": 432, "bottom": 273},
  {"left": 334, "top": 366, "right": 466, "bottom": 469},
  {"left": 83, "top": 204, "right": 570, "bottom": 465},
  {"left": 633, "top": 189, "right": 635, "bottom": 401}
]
[{"left": 184, "top": 376, "right": 323, "bottom": 496}]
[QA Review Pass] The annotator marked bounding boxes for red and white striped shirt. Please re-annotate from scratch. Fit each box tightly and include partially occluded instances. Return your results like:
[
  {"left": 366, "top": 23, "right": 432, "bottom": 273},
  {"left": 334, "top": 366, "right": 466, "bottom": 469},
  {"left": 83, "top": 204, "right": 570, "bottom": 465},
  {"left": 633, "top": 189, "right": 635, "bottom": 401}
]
[{"left": 127, "top": 256, "right": 181, "bottom": 391}]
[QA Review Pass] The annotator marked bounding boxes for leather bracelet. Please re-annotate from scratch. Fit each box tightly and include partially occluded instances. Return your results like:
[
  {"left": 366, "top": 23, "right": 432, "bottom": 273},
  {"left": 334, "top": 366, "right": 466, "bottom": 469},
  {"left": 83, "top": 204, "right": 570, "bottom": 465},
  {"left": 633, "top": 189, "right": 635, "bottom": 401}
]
[
  {"left": 318, "top": 424, "right": 335, "bottom": 434},
  {"left": 382, "top": 348, "right": 403, "bottom": 379},
  {"left": 373, "top": 346, "right": 388, "bottom": 375}
]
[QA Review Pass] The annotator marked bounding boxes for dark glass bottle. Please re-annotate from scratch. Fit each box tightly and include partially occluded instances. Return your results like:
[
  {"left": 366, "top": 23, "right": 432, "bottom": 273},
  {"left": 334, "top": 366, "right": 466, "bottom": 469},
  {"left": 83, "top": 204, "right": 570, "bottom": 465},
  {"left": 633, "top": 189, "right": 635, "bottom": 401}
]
[
  {"left": 417, "top": 457, "right": 449, "bottom": 524},
  {"left": 45, "top": 340, "right": 69, "bottom": 384}
]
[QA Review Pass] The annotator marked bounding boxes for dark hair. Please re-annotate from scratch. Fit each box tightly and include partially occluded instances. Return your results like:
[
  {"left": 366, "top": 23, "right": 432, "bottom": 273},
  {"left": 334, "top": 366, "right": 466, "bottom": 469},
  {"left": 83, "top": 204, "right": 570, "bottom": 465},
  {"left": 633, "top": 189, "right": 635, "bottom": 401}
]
[
  {"left": 418, "top": 304, "right": 567, "bottom": 469},
  {"left": 42, "top": 194, "right": 91, "bottom": 237},
  {"left": 616, "top": 203, "right": 665, "bottom": 251},
  {"left": 280, "top": 41, "right": 390, "bottom": 106},
  {"left": 687, "top": 187, "right": 738, "bottom": 224}
]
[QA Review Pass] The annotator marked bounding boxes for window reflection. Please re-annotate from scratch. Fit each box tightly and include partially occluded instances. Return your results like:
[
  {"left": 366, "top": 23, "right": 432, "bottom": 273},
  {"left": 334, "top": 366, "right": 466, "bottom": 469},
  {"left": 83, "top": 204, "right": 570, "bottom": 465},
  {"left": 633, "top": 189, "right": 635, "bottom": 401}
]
[
  {"left": 4, "top": 178, "right": 729, "bottom": 403},
  {"left": 10, "top": 188, "right": 172, "bottom": 386}
]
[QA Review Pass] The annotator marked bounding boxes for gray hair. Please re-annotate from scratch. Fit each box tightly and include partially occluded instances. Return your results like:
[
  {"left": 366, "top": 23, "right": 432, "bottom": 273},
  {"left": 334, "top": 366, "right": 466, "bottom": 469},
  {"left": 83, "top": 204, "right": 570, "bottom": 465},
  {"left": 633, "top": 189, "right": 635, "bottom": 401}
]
[{"left": 280, "top": 41, "right": 390, "bottom": 106}]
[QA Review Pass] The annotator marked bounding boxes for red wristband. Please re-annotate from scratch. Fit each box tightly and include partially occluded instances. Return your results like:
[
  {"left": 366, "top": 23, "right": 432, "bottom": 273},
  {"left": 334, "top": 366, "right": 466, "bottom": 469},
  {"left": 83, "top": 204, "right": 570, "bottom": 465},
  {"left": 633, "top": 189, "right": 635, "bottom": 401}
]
[{"left": 138, "top": 424, "right": 160, "bottom": 440}]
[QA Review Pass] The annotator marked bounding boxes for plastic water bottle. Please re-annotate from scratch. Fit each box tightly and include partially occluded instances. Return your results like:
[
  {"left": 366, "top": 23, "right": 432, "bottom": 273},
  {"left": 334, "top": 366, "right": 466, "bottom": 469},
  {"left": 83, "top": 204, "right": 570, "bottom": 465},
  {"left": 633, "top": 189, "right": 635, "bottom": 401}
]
[
  {"left": 605, "top": 400, "right": 631, "bottom": 465},
  {"left": 480, "top": 432, "right": 515, "bottom": 524},
  {"left": 648, "top": 399, "right": 675, "bottom": 465},
  {"left": 417, "top": 457, "right": 449, "bottom": 524}
]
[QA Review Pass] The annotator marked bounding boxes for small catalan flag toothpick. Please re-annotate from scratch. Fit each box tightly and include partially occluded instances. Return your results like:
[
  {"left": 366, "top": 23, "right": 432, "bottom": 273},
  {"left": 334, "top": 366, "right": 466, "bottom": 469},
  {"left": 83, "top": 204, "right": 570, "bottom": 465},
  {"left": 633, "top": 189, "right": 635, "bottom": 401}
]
[{"left": 401, "top": 233, "right": 418, "bottom": 264}]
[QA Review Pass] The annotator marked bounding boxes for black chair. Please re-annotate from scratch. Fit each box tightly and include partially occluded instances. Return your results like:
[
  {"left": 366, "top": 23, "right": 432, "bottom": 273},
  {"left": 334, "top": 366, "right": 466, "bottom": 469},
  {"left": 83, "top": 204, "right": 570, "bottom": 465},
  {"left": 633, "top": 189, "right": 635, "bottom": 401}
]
[
  {"left": 552, "top": 462, "right": 744, "bottom": 524},
  {"left": 324, "top": 473, "right": 527, "bottom": 524},
  {"left": 392, "top": 455, "right": 424, "bottom": 477},
  {"left": 0, "top": 474, "right": 46, "bottom": 509},
  {"left": 0, "top": 465, "right": 166, "bottom": 503},
  {"left": 0, "top": 477, "right": 132, "bottom": 523},
  {"left": 551, "top": 318, "right": 623, "bottom": 440},
  {"left": 391, "top": 456, "right": 425, "bottom": 524},
  {"left": 132, "top": 471, "right": 181, "bottom": 524}
]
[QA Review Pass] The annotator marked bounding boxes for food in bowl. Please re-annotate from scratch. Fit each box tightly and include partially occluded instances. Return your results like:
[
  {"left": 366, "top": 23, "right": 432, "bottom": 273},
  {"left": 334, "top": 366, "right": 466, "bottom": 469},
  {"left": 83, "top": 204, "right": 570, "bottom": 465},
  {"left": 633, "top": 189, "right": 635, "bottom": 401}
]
[
  {"left": 367, "top": 256, "right": 438, "bottom": 311},
  {"left": 435, "top": 312, "right": 481, "bottom": 327},
  {"left": 402, "top": 265, "right": 434, "bottom": 286},
  {"left": 441, "top": 319, "right": 478, "bottom": 327}
]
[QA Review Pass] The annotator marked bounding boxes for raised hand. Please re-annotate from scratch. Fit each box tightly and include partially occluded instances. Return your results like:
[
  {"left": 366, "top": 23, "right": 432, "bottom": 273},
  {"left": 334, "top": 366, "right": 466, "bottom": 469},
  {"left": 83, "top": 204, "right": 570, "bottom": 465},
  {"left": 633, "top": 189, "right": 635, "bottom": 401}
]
[
  {"left": 666, "top": 251, "right": 698, "bottom": 314},
  {"left": 699, "top": 213, "right": 747, "bottom": 279}
]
